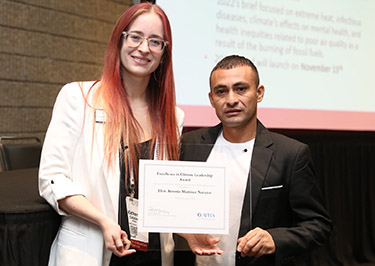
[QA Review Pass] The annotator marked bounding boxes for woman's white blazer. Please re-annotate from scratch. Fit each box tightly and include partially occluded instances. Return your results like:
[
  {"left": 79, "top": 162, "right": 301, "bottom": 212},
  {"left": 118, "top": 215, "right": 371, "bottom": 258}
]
[{"left": 39, "top": 81, "right": 185, "bottom": 266}]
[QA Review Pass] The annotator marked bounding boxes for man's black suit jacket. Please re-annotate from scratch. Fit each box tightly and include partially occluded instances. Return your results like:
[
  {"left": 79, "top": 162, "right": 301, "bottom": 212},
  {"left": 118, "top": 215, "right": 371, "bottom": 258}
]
[{"left": 176, "top": 121, "right": 332, "bottom": 266}]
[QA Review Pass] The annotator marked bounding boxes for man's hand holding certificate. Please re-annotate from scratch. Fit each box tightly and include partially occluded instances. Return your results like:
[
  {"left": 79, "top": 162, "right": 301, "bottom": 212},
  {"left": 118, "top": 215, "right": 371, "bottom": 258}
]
[{"left": 138, "top": 160, "right": 229, "bottom": 234}]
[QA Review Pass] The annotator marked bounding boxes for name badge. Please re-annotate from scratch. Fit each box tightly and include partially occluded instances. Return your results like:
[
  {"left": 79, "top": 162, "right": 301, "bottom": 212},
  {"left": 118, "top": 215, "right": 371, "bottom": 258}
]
[
  {"left": 95, "top": 109, "right": 106, "bottom": 123},
  {"left": 126, "top": 196, "right": 149, "bottom": 252}
]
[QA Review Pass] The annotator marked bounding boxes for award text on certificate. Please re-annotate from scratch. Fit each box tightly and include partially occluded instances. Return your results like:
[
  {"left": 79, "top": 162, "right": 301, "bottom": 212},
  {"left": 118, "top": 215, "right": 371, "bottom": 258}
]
[{"left": 138, "top": 160, "right": 228, "bottom": 234}]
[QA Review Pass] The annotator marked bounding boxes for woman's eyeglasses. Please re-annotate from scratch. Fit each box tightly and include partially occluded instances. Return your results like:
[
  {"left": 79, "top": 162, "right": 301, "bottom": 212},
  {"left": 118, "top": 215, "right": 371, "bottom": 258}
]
[{"left": 122, "top": 31, "right": 168, "bottom": 52}]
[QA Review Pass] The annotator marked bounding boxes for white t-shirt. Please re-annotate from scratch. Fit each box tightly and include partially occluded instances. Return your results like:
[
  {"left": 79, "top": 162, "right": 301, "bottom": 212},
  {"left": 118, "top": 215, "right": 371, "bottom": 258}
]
[{"left": 196, "top": 131, "right": 255, "bottom": 266}]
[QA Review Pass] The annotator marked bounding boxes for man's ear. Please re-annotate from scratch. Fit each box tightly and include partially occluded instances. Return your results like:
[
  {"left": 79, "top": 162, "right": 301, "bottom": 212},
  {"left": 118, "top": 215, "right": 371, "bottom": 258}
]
[{"left": 256, "top": 85, "right": 265, "bottom": 103}]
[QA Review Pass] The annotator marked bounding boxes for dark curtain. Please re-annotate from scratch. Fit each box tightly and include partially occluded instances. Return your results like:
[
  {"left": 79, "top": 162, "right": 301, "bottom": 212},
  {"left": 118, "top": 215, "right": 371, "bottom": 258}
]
[
  {"left": 183, "top": 127, "right": 375, "bottom": 266},
  {"left": 276, "top": 129, "right": 375, "bottom": 266}
]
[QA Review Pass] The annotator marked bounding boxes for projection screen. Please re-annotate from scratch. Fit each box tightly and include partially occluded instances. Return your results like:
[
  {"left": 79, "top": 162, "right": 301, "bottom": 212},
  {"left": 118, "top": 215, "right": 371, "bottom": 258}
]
[{"left": 157, "top": 0, "right": 375, "bottom": 130}]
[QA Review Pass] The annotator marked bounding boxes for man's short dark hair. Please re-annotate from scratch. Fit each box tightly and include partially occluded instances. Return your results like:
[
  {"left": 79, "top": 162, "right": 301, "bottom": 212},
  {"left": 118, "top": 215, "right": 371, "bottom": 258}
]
[{"left": 209, "top": 55, "right": 260, "bottom": 87}]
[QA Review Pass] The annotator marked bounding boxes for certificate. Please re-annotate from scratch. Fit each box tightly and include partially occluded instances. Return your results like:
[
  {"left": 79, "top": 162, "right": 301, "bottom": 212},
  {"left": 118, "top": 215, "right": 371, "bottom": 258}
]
[{"left": 138, "top": 160, "right": 228, "bottom": 234}]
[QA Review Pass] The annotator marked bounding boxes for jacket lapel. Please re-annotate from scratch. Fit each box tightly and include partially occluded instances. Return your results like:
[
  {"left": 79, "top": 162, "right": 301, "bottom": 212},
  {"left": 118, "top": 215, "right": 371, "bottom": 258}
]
[
  {"left": 92, "top": 109, "right": 119, "bottom": 222},
  {"left": 250, "top": 122, "right": 273, "bottom": 216},
  {"left": 83, "top": 82, "right": 119, "bottom": 222},
  {"left": 181, "top": 124, "right": 222, "bottom": 162},
  {"left": 198, "top": 124, "right": 222, "bottom": 160},
  {"left": 239, "top": 121, "right": 273, "bottom": 236}
]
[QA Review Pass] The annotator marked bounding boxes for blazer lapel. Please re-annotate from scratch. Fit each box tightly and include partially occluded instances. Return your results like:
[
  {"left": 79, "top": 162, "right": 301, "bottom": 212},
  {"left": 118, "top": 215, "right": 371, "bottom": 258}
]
[
  {"left": 239, "top": 121, "right": 273, "bottom": 236},
  {"left": 251, "top": 121, "right": 274, "bottom": 219},
  {"left": 181, "top": 124, "right": 222, "bottom": 162},
  {"left": 83, "top": 82, "right": 119, "bottom": 222},
  {"left": 199, "top": 124, "right": 222, "bottom": 160},
  {"left": 92, "top": 109, "right": 119, "bottom": 222}
]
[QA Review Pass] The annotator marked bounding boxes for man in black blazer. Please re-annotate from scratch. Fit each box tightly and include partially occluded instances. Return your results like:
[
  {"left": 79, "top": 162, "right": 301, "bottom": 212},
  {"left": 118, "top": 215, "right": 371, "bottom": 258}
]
[{"left": 177, "top": 55, "right": 331, "bottom": 266}]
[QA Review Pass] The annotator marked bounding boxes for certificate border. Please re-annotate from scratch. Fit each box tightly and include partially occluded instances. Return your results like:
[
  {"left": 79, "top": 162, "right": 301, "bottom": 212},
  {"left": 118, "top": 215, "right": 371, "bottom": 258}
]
[{"left": 139, "top": 160, "right": 228, "bottom": 234}]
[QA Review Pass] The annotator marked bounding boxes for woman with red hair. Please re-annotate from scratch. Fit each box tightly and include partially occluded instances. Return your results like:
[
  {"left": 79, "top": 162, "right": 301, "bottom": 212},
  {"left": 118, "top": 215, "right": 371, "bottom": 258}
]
[{"left": 39, "top": 3, "right": 184, "bottom": 266}]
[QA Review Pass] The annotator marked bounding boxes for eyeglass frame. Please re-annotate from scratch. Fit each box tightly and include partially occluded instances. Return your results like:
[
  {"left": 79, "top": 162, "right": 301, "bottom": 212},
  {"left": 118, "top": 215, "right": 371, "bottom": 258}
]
[{"left": 121, "top": 31, "right": 168, "bottom": 52}]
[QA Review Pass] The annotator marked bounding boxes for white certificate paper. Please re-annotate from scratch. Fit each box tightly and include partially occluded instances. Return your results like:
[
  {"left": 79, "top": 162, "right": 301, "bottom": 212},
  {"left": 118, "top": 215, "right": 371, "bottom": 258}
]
[{"left": 138, "top": 160, "right": 228, "bottom": 234}]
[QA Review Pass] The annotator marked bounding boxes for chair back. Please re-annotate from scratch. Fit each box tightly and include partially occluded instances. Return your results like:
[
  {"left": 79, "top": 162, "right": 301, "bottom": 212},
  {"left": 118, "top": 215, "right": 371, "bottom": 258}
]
[{"left": 0, "top": 136, "right": 42, "bottom": 171}]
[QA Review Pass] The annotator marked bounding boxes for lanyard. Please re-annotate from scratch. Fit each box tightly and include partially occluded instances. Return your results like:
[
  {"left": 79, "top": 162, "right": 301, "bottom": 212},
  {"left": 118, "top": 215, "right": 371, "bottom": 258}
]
[{"left": 127, "top": 140, "right": 159, "bottom": 201}]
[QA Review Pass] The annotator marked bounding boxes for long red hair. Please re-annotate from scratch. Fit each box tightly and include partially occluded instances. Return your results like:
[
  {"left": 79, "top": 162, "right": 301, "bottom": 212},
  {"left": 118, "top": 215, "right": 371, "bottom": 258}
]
[{"left": 91, "top": 3, "right": 179, "bottom": 182}]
